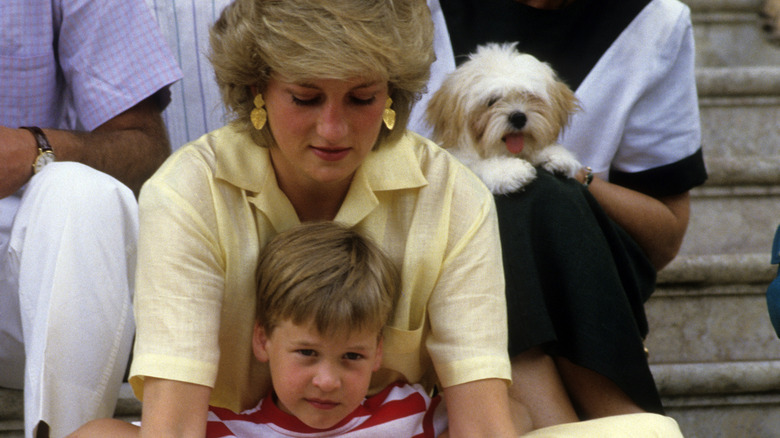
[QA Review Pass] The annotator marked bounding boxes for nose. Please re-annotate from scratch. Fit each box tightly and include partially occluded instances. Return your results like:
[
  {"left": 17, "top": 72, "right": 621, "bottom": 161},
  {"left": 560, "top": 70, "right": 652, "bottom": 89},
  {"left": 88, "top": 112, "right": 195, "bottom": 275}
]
[
  {"left": 317, "top": 102, "right": 349, "bottom": 143},
  {"left": 509, "top": 111, "right": 527, "bottom": 130},
  {"left": 312, "top": 362, "right": 341, "bottom": 392}
]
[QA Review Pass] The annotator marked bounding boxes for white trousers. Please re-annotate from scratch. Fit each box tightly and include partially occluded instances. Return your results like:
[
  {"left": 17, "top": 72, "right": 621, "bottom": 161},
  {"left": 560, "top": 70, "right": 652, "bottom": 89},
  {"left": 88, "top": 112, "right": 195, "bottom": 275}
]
[{"left": 0, "top": 162, "right": 137, "bottom": 438}]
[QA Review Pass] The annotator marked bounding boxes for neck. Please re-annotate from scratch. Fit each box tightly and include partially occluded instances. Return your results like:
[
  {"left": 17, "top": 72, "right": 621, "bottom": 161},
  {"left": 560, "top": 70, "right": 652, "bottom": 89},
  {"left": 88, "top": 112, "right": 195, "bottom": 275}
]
[
  {"left": 514, "top": 0, "right": 576, "bottom": 9},
  {"left": 278, "top": 178, "right": 351, "bottom": 222}
]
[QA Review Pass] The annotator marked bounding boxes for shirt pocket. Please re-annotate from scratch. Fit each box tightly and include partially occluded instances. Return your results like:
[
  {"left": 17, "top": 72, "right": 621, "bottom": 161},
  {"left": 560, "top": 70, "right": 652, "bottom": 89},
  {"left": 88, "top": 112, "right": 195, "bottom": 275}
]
[{"left": 381, "top": 324, "right": 427, "bottom": 384}]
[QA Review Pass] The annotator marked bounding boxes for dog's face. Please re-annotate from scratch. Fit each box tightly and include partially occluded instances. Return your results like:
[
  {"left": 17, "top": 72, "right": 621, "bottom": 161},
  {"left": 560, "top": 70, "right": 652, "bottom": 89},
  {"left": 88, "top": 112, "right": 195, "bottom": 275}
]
[{"left": 427, "top": 43, "right": 579, "bottom": 159}]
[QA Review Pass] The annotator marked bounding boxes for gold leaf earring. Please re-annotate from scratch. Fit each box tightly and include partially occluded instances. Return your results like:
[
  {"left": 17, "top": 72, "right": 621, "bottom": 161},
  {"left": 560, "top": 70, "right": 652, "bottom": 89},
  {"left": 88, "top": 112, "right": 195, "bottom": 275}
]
[
  {"left": 382, "top": 97, "right": 396, "bottom": 130},
  {"left": 251, "top": 93, "right": 267, "bottom": 130}
]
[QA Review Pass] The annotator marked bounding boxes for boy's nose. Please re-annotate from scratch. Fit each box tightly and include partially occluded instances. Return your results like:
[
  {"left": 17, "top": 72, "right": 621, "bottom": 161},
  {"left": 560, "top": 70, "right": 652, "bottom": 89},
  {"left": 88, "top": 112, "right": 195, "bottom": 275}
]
[{"left": 312, "top": 363, "right": 341, "bottom": 392}]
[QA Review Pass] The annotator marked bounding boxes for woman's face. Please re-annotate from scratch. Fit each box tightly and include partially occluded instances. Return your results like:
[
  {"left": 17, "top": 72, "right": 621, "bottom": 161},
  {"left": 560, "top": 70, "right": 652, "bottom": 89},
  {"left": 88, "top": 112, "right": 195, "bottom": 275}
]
[{"left": 263, "top": 75, "right": 388, "bottom": 194}]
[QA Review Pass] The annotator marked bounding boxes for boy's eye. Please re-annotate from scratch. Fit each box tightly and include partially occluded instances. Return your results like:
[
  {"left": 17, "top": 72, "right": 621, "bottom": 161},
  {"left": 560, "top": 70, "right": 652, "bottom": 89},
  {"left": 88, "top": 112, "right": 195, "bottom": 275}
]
[
  {"left": 296, "top": 349, "right": 317, "bottom": 357},
  {"left": 343, "top": 352, "right": 364, "bottom": 361}
]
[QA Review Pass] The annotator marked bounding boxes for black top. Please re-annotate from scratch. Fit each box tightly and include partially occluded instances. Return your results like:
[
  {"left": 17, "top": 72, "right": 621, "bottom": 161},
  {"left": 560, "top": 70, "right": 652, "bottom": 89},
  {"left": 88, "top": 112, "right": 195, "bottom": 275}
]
[{"left": 441, "top": 0, "right": 650, "bottom": 90}]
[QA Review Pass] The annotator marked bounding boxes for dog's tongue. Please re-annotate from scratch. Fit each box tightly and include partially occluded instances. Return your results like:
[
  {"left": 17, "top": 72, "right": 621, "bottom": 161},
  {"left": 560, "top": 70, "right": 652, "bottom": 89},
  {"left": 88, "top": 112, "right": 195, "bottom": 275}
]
[{"left": 504, "top": 133, "right": 524, "bottom": 154}]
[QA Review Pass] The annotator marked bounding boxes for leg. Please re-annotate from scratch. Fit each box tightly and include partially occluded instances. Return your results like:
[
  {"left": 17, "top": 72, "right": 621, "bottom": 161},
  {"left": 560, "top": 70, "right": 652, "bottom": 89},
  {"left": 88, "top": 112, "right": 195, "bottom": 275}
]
[
  {"left": 509, "top": 347, "right": 578, "bottom": 429},
  {"left": 67, "top": 418, "right": 140, "bottom": 437},
  {"left": 554, "top": 356, "right": 645, "bottom": 419},
  {"left": 9, "top": 163, "right": 138, "bottom": 437},
  {"left": 0, "top": 193, "right": 25, "bottom": 388}
]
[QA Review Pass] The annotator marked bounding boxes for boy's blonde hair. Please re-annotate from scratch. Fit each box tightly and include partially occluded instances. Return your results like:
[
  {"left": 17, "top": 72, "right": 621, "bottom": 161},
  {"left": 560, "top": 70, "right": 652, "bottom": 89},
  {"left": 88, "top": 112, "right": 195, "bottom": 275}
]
[
  {"left": 256, "top": 222, "right": 399, "bottom": 337},
  {"left": 209, "top": 0, "right": 435, "bottom": 148}
]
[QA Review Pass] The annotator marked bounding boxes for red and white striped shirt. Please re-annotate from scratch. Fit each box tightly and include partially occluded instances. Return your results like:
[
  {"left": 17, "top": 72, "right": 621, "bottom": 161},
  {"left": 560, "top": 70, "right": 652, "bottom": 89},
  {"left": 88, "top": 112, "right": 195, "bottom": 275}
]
[{"left": 206, "top": 382, "right": 447, "bottom": 437}]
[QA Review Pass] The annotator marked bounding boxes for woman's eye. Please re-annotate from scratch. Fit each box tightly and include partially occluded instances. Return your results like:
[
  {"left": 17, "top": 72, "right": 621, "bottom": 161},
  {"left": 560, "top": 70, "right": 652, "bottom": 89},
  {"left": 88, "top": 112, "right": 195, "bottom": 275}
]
[
  {"left": 350, "top": 96, "right": 376, "bottom": 106},
  {"left": 292, "top": 95, "right": 320, "bottom": 106},
  {"left": 343, "top": 352, "right": 364, "bottom": 361}
]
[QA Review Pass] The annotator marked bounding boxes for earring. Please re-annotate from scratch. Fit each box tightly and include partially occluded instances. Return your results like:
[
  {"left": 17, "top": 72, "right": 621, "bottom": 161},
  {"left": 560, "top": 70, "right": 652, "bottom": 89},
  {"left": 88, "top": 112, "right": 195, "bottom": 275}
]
[
  {"left": 251, "top": 93, "right": 267, "bottom": 130},
  {"left": 382, "top": 97, "right": 396, "bottom": 130}
]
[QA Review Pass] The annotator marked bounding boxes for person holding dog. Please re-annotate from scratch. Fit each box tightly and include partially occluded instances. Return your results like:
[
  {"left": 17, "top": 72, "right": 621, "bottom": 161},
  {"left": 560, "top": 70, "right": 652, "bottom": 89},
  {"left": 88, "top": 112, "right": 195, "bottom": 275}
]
[
  {"left": 433, "top": 0, "right": 707, "bottom": 430},
  {"left": 120, "top": 1, "right": 517, "bottom": 436}
]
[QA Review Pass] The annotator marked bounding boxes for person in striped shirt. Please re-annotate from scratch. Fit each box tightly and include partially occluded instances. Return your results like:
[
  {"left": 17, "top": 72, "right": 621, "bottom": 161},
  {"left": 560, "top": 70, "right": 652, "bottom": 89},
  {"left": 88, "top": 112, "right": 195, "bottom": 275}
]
[
  {"left": 71, "top": 222, "right": 448, "bottom": 437},
  {"left": 206, "top": 222, "right": 447, "bottom": 437}
]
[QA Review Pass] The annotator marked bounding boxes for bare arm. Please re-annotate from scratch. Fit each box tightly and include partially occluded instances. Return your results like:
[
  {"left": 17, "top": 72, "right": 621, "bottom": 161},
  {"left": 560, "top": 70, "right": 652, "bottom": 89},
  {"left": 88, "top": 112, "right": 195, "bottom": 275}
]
[
  {"left": 0, "top": 96, "right": 170, "bottom": 197},
  {"left": 139, "top": 377, "right": 212, "bottom": 438},
  {"left": 442, "top": 379, "right": 518, "bottom": 438},
  {"left": 585, "top": 175, "right": 690, "bottom": 270}
]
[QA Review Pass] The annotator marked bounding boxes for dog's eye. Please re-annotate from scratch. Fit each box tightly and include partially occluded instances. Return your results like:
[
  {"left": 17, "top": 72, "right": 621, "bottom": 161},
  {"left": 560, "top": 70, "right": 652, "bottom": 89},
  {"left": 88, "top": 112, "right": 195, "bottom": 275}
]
[{"left": 487, "top": 96, "right": 500, "bottom": 107}]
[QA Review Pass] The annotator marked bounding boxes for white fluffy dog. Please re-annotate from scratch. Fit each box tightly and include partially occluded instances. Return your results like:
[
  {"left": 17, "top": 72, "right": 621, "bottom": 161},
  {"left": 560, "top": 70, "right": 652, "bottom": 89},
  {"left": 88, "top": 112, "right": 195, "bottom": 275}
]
[{"left": 426, "top": 42, "right": 581, "bottom": 195}]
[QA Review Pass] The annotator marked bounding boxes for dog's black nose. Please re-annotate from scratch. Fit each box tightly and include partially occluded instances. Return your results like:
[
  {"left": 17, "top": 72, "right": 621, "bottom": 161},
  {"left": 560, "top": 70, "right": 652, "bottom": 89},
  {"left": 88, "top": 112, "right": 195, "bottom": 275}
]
[{"left": 509, "top": 112, "right": 527, "bottom": 129}]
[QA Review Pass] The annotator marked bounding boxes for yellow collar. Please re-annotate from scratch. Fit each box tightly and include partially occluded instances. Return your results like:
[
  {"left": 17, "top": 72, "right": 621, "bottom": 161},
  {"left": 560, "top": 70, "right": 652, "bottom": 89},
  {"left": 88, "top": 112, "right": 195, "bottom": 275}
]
[{"left": 213, "top": 125, "right": 429, "bottom": 227}]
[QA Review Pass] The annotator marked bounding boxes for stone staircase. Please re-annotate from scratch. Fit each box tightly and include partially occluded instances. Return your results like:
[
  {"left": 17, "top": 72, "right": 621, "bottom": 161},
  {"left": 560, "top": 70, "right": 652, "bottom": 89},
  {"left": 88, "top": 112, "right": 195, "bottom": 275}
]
[
  {"left": 1, "top": 1, "right": 779, "bottom": 437},
  {"left": 645, "top": 0, "right": 780, "bottom": 436}
]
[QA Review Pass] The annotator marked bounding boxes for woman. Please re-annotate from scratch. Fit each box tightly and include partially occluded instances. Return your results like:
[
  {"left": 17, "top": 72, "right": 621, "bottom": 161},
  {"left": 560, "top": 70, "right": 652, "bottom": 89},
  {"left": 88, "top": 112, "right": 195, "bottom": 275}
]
[
  {"left": 436, "top": 0, "right": 707, "bottom": 428},
  {"left": 127, "top": 1, "right": 516, "bottom": 436}
]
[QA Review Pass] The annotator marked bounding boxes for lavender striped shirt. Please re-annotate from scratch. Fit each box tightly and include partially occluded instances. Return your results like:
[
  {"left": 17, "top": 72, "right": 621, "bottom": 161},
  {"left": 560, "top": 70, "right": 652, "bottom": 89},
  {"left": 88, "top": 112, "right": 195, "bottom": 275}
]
[{"left": 0, "top": 0, "right": 181, "bottom": 131}]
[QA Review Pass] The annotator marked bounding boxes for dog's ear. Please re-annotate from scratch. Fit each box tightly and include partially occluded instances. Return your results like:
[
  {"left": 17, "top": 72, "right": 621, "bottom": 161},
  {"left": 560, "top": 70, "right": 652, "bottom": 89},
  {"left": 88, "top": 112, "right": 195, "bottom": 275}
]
[
  {"left": 426, "top": 85, "right": 461, "bottom": 149},
  {"left": 549, "top": 79, "right": 580, "bottom": 130}
]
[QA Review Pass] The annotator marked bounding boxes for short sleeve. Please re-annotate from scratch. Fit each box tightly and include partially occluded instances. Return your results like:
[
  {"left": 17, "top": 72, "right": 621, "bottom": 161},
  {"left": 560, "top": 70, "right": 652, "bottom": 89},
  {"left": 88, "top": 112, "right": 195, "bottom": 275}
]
[{"left": 57, "top": 0, "right": 181, "bottom": 130}]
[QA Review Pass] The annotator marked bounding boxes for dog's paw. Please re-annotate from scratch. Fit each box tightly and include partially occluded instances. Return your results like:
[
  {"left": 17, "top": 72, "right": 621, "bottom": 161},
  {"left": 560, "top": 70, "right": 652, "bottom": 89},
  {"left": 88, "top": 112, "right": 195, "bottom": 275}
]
[
  {"left": 471, "top": 157, "right": 537, "bottom": 194},
  {"left": 536, "top": 145, "right": 581, "bottom": 179}
]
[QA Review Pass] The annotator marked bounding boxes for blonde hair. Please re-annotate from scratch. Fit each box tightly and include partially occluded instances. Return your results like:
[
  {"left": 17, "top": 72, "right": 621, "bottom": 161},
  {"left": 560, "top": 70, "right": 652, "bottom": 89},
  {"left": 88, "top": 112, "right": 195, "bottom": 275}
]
[
  {"left": 209, "top": 0, "right": 435, "bottom": 147},
  {"left": 255, "top": 222, "right": 399, "bottom": 337}
]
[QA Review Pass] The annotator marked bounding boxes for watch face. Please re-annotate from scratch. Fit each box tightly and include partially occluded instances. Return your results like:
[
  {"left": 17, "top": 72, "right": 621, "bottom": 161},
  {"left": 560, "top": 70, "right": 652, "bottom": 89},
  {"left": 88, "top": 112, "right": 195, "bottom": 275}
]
[{"left": 33, "top": 151, "right": 56, "bottom": 174}]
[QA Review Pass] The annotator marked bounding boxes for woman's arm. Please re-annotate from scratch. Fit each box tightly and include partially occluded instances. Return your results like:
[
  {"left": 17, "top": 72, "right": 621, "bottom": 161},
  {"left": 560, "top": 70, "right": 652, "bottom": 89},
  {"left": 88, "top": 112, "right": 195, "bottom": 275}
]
[
  {"left": 139, "top": 378, "right": 212, "bottom": 438},
  {"left": 443, "top": 379, "right": 518, "bottom": 437},
  {"left": 586, "top": 175, "right": 690, "bottom": 270}
]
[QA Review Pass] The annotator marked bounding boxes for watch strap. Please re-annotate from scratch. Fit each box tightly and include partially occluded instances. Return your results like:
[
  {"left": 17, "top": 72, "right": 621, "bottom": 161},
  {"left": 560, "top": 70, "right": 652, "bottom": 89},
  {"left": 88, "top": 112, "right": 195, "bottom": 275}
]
[{"left": 20, "top": 126, "right": 54, "bottom": 153}]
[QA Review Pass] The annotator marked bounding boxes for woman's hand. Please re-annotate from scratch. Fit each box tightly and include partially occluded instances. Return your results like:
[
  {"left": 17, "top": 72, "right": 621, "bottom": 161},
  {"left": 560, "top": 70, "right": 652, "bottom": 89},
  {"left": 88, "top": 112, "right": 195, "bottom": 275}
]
[
  {"left": 139, "top": 377, "right": 212, "bottom": 438},
  {"left": 587, "top": 176, "right": 690, "bottom": 270},
  {"left": 443, "top": 378, "right": 519, "bottom": 437}
]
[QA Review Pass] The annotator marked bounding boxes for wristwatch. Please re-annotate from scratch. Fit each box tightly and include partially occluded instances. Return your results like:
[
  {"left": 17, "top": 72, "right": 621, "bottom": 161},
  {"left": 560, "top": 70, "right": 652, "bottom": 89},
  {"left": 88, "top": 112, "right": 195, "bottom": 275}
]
[{"left": 20, "top": 126, "right": 56, "bottom": 174}]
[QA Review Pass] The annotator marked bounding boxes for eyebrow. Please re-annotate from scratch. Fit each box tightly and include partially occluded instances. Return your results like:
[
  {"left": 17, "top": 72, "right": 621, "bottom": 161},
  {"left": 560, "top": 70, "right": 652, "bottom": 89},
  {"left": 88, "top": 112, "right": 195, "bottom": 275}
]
[
  {"left": 294, "top": 80, "right": 383, "bottom": 91},
  {"left": 290, "top": 339, "right": 375, "bottom": 352}
]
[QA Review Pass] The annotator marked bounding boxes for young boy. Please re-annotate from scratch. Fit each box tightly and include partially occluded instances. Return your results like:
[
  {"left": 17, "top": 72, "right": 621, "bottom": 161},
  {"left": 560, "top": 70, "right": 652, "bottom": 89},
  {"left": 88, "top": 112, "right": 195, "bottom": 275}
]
[{"left": 70, "top": 222, "right": 447, "bottom": 437}]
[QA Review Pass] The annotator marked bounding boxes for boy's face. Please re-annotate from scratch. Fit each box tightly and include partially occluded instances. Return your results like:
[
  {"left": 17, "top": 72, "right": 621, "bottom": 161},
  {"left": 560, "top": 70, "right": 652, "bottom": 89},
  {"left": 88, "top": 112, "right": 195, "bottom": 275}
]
[{"left": 253, "top": 319, "right": 383, "bottom": 429}]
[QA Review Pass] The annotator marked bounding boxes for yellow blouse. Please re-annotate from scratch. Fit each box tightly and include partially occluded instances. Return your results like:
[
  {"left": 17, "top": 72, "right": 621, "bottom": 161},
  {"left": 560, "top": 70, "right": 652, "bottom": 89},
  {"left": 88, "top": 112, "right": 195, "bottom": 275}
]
[{"left": 129, "top": 124, "right": 510, "bottom": 412}]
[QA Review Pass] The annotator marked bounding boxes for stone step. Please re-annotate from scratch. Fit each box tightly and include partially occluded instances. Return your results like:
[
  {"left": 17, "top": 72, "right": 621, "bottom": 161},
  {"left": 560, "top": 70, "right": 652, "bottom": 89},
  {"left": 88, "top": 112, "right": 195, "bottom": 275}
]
[
  {"left": 648, "top": 253, "right": 778, "bottom": 363},
  {"left": 684, "top": 0, "right": 780, "bottom": 67},
  {"left": 682, "top": 183, "right": 780, "bottom": 256},
  {"left": 660, "top": 386, "right": 780, "bottom": 437},
  {"left": 681, "top": 65, "right": 780, "bottom": 257},
  {"left": 696, "top": 66, "right": 780, "bottom": 164},
  {"left": 647, "top": 254, "right": 780, "bottom": 436}
]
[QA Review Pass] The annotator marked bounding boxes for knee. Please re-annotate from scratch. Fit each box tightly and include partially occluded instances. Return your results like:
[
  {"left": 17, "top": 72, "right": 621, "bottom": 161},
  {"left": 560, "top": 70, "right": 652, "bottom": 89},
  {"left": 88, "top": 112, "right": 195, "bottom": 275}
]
[
  {"left": 32, "top": 163, "right": 134, "bottom": 205},
  {"left": 25, "top": 163, "right": 137, "bottom": 222},
  {"left": 15, "top": 163, "right": 139, "bottom": 244}
]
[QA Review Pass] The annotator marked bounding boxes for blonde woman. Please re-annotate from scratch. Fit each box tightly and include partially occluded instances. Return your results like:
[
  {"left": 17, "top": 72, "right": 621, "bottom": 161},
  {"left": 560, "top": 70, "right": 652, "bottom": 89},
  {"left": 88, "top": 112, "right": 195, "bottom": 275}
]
[{"left": 128, "top": 1, "right": 514, "bottom": 436}]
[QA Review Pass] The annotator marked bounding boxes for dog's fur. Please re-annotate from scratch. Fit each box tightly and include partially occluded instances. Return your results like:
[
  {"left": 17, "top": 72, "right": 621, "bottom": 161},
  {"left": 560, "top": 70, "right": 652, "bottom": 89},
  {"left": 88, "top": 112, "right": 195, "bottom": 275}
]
[
  {"left": 426, "top": 43, "right": 581, "bottom": 195},
  {"left": 763, "top": 0, "right": 780, "bottom": 44}
]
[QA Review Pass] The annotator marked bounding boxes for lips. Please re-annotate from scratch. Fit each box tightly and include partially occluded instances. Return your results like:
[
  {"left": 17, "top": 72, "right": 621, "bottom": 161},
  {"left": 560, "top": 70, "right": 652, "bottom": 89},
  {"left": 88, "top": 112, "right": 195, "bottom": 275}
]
[
  {"left": 311, "top": 146, "right": 351, "bottom": 162},
  {"left": 306, "top": 398, "right": 340, "bottom": 410}
]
